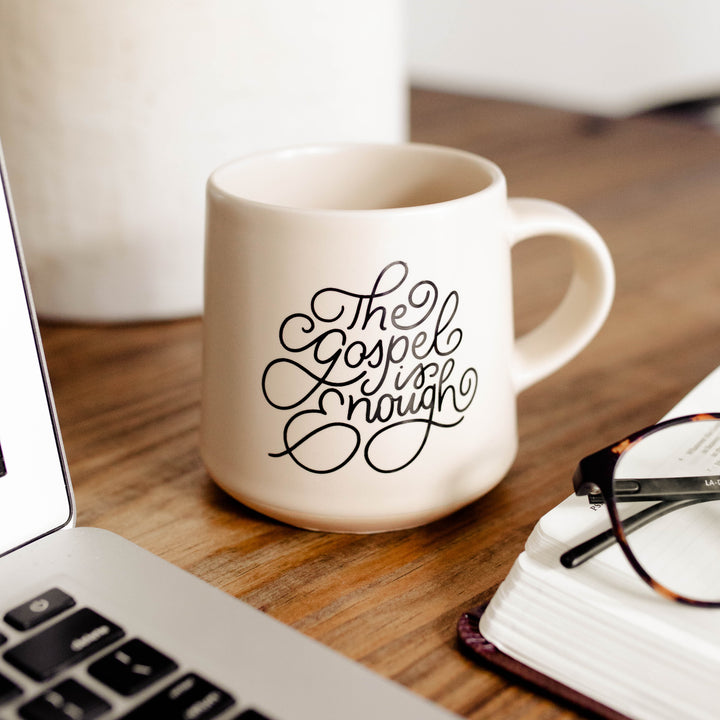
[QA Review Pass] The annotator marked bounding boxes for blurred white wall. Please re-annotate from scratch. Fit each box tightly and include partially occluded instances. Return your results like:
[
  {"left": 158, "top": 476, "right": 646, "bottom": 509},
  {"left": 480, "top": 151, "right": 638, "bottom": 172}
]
[
  {"left": 407, "top": 0, "right": 720, "bottom": 116},
  {"left": 0, "top": 0, "right": 407, "bottom": 321}
]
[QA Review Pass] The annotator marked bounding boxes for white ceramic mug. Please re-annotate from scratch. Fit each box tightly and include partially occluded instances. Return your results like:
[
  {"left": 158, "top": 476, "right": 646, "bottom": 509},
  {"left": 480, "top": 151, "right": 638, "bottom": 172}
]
[{"left": 201, "top": 143, "right": 614, "bottom": 532}]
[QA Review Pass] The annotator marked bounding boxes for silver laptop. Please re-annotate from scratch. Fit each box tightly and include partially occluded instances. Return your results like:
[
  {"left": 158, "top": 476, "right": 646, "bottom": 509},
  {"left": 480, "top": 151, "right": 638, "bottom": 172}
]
[{"left": 0, "top": 146, "right": 457, "bottom": 720}]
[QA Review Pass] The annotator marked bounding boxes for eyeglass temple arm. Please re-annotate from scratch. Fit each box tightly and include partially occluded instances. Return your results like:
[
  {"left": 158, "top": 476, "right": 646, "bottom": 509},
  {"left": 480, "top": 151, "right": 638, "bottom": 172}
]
[{"left": 560, "top": 496, "right": 716, "bottom": 569}]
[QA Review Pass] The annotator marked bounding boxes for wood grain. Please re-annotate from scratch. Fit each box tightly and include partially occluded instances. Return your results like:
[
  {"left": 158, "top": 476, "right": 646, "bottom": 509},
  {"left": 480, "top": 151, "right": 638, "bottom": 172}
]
[{"left": 37, "top": 89, "right": 720, "bottom": 719}]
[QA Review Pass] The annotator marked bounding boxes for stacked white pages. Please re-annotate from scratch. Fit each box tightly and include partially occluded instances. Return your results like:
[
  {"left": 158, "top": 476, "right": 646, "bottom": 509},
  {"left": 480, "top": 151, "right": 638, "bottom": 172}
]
[{"left": 478, "top": 366, "right": 720, "bottom": 720}]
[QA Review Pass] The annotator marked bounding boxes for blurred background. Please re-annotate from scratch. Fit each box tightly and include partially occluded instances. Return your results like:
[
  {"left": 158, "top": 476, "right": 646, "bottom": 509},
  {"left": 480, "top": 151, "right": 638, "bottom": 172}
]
[
  {"left": 408, "top": 0, "right": 720, "bottom": 117},
  {"left": 2, "top": 0, "right": 720, "bottom": 324}
]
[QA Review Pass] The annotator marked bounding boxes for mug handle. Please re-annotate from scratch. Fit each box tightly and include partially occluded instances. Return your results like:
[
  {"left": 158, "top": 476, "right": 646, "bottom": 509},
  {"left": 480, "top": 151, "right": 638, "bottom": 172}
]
[{"left": 509, "top": 198, "right": 615, "bottom": 393}]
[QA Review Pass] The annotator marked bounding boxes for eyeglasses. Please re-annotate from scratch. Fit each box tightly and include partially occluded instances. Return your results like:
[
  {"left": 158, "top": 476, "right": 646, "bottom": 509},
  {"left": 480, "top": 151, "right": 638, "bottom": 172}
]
[{"left": 561, "top": 413, "right": 720, "bottom": 607}]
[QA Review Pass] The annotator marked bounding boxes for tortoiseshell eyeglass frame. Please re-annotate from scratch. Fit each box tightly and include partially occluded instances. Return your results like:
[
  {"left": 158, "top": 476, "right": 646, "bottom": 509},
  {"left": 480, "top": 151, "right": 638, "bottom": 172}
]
[{"left": 560, "top": 412, "right": 720, "bottom": 608}]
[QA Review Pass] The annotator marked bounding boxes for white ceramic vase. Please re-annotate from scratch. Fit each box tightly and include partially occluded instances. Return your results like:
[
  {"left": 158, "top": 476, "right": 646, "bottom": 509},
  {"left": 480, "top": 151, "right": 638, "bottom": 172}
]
[{"left": 0, "top": 0, "right": 407, "bottom": 321}]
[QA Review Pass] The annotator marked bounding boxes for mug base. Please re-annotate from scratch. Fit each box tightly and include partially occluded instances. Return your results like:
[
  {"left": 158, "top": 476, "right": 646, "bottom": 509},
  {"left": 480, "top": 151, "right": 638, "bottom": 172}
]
[{"left": 212, "top": 479, "right": 485, "bottom": 534}]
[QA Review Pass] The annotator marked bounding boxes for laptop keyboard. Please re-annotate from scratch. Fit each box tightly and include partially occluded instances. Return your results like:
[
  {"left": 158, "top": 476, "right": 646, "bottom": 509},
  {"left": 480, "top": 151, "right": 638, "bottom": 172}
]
[{"left": 0, "top": 588, "right": 270, "bottom": 720}]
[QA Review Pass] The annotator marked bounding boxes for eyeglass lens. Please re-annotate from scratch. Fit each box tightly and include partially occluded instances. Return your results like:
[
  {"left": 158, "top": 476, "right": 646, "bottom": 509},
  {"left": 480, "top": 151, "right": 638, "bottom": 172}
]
[{"left": 613, "top": 418, "right": 720, "bottom": 603}]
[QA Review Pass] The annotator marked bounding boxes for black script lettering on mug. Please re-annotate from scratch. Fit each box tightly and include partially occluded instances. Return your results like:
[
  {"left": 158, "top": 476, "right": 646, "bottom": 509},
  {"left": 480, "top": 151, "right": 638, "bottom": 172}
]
[{"left": 261, "top": 261, "right": 478, "bottom": 474}]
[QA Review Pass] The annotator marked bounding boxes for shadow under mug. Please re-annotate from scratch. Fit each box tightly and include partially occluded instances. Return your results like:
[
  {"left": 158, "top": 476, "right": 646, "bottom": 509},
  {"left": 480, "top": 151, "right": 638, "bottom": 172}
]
[{"left": 201, "top": 143, "right": 615, "bottom": 532}]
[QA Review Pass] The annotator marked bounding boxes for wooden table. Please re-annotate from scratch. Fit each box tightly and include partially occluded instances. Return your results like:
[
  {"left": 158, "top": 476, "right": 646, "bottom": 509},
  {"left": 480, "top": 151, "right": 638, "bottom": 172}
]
[{"left": 38, "top": 89, "right": 720, "bottom": 719}]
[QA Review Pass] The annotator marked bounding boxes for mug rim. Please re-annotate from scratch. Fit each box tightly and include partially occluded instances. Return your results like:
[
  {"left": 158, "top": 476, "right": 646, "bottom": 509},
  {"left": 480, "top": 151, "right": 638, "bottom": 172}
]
[{"left": 207, "top": 142, "right": 506, "bottom": 216}]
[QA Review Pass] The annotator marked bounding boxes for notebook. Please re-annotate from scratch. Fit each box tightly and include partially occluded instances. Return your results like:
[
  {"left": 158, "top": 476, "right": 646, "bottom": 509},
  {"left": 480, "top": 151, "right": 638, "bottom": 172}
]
[
  {"left": 458, "top": 367, "right": 720, "bottom": 720},
  {"left": 0, "top": 145, "right": 458, "bottom": 720}
]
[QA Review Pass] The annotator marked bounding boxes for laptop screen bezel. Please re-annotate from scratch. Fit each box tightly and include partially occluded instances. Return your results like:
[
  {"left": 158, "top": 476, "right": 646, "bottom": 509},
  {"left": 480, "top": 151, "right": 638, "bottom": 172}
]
[{"left": 0, "top": 144, "right": 75, "bottom": 556}]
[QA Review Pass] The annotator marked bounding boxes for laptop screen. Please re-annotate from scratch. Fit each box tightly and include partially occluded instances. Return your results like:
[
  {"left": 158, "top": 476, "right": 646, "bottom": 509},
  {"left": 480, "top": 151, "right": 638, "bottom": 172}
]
[{"left": 0, "top": 147, "right": 74, "bottom": 555}]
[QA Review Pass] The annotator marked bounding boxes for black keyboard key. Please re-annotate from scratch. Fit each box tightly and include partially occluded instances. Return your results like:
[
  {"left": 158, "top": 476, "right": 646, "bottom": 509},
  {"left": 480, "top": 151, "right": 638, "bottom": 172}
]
[
  {"left": 0, "top": 671, "right": 22, "bottom": 706},
  {"left": 119, "top": 673, "right": 234, "bottom": 720},
  {"left": 19, "top": 678, "right": 111, "bottom": 720},
  {"left": 5, "top": 589, "right": 76, "bottom": 631},
  {"left": 234, "top": 711, "right": 275, "bottom": 720},
  {"left": 89, "top": 638, "right": 178, "bottom": 696},
  {"left": 0, "top": 632, "right": 6, "bottom": 646},
  {"left": 4, "top": 608, "right": 124, "bottom": 681}
]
